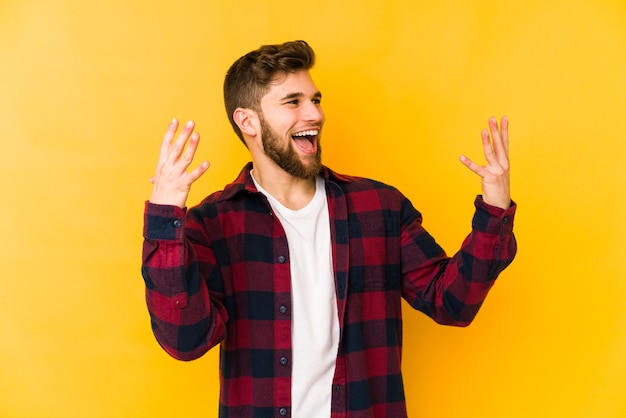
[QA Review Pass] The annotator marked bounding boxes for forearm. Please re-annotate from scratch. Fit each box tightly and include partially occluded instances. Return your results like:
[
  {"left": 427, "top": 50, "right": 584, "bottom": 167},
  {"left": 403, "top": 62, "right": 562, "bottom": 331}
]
[
  {"left": 403, "top": 196, "right": 517, "bottom": 326},
  {"left": 142, "top": 202, "right": 227, "bottom": 360}
]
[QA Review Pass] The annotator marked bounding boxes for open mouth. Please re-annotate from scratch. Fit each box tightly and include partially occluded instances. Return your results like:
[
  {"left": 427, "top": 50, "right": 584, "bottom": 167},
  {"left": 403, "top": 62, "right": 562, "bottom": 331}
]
[{"left": 291, "top": 129, "right": 318, "bottom": 154}]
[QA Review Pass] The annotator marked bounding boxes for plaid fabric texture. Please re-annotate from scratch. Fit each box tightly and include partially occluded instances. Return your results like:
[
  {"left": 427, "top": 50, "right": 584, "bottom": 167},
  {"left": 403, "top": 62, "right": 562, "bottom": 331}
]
[{"left": 142, "top": 163, "right": 517, "bottom": 417}]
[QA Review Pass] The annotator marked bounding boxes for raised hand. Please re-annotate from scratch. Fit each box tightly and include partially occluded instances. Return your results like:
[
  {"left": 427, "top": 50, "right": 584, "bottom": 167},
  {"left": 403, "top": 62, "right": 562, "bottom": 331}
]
[
  {"left": 459, "top": 116, "right": 511, "bottom": 210},
  {"left": 149, "top": 119, "right": 210, "bottom": 208}
]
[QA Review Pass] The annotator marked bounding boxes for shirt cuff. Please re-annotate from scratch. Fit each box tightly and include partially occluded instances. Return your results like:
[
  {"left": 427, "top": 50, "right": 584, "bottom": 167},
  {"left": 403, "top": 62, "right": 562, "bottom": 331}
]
[
  {"left": 472, "top": 195, "right": 516, "bottom": 234},
  {"left": 143, "top": 201, "right": 187, "bottom": 240}
]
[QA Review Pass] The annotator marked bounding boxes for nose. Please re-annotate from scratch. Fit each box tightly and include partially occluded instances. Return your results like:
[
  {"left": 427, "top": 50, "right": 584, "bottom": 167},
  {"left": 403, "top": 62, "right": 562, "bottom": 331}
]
[{"left": 302, "top": 101, "right": 324, "bottom": 124}]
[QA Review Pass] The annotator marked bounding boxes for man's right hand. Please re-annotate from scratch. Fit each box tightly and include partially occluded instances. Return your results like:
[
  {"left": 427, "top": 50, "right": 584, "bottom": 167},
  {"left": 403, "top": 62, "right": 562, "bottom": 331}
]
[{"left": 149, "top": 119, "right": 210, "bottom": 208}]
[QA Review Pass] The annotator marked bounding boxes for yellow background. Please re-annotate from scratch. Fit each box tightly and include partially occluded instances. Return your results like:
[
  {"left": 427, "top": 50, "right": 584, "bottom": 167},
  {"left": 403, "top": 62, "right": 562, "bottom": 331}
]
[{"left": 1, "top": 0, "right": 625, "bottom": 417}]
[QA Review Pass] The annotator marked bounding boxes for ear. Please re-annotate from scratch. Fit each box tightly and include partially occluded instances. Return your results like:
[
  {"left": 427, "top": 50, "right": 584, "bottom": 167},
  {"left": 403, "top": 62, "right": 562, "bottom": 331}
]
[{"left": 233, "top": 108, "right": 259, "bottom": 138}]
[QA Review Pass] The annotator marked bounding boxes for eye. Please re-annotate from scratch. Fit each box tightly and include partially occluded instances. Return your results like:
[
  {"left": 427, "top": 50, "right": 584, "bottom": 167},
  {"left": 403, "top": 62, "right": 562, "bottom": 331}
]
[{"left": 312, "top": 98, "right": 321, "bottom": 105}]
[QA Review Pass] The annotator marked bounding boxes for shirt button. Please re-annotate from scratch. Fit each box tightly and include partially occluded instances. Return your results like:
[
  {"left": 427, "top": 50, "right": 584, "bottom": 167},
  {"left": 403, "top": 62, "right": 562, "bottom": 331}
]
[
  {"left": 280, "top": 356, "right": 288, "bottom": 365},
  {"left": 279, "top": 305, "right": 287, "bottom": 314},
  {"left": 277, "top": 255, "right": 286, "bottom": 263},
  {"left": 173, "top": 219, "right": 182, "bottom": 228},
  {"left": 502, "top": 217, "right": 509, "bottom": 224},
  {"left": 279, "top": 407, "right": 288, "bottom": 416}
]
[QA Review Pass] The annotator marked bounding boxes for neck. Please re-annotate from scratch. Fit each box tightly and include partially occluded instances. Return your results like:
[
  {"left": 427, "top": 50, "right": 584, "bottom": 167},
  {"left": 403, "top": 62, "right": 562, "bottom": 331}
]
[{"left": 251, "top": 163, "right": 317, "bottom": 210}]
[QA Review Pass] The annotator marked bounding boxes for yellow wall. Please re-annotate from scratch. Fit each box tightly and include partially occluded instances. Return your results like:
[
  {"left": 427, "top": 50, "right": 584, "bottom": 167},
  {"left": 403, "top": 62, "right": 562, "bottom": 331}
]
[{"left": 1, "top": 0, "right": 625, "bottom": 417}]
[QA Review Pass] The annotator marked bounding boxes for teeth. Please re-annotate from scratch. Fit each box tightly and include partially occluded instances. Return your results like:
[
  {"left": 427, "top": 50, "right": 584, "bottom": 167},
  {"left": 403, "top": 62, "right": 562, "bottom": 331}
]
[{"left": 292, "top": 130, "right": 318, "bottom": 137}]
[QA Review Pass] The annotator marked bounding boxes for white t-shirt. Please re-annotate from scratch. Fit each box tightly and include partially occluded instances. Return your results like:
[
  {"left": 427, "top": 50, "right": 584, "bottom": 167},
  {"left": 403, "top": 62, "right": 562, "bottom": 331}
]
[{"left": 252, "top": 173, "right": 340, "bottom": 417}]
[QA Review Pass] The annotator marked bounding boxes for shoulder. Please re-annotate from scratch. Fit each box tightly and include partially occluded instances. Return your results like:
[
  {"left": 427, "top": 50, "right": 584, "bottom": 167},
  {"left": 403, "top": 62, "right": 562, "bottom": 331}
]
[
  {"left": 323, "top": 166, "right": 398, "bottom": 192},
  {"left": 188, "top": 163, "right": 260, "bottom": 218},
  {"left": 323, "top": 166, "right": 410, "bottom": 211}
]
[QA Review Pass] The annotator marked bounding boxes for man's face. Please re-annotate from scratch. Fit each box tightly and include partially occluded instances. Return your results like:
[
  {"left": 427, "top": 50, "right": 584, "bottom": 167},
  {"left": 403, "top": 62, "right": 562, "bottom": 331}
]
[{"left": 258, "top": 70, "right": 325, "bottom": 179}]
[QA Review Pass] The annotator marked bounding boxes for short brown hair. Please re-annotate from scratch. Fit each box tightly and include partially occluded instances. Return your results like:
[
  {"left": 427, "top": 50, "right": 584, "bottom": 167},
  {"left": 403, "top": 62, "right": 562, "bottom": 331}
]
[{"left": 223, "top": 40, "right": 316, "bottom": 144}]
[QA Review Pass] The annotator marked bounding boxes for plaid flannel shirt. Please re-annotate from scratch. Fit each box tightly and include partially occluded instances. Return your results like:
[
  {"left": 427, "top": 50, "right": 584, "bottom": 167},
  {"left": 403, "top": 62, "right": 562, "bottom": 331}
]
[{"left": 142, "top": 162, "right": 517, "bottom": 418}]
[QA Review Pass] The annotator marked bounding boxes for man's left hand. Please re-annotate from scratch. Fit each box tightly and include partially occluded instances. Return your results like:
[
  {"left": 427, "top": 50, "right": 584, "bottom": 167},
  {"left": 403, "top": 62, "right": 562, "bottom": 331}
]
[{"left": 460, "top": 116, "right": 511, "bottom": 210}]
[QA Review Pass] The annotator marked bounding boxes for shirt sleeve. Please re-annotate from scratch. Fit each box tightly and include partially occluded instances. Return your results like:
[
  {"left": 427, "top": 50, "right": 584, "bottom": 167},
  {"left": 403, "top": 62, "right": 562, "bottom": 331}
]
[
  {"left": 400, "top": 196, "right": 517, "bottom": 326},
  {"left": 141, "top": 201, "right": 227, "bottom": 360}
]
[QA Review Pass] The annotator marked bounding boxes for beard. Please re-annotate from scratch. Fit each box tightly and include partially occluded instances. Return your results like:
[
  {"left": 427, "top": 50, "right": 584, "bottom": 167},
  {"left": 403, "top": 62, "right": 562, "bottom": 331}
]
[{"left": 260, "top": 116, "right": 322, "bottom": 179}]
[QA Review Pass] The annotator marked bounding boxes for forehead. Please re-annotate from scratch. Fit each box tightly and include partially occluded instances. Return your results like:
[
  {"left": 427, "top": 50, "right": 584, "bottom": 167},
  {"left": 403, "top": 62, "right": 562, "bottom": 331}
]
[{"left": 262, "top": 70, "right": 320, "bottom": 101}]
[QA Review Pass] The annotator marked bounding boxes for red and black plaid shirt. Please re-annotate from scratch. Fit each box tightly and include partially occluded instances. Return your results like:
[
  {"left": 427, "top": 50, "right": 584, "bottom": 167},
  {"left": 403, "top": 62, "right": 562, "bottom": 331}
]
[{"left": 142, "top": 163, "right": 517, "bottom": 417}]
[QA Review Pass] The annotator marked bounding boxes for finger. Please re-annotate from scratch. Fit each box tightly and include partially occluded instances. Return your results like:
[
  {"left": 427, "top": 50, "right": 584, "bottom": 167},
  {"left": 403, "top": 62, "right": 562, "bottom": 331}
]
[
  {"left": 158, "top": 118, "right": 179, "bottom": 164},
  {"left": 459, "top": 154, "right": 487, "bottom": 178},
  {"left": 167, "top": 120, "right": 196, "bottom": 166},
  {"left": 500, "top": 116, "right": 509, "bottom": 156},
  {"left": 491, "top": 116, "right": 510, "bottom": 169},
  {"left": 487, "top": 117, "right": 505, "bottom": 162},
  {"left": 489, "top": 116, "right": 511, "bottom": 167},
  {"left": 186, "top": 160, "right": 211, "bottom": 184},
  {"left": 481, "top": 127, "right": 498, "bottom": 166},
  {"left": 174, "top": 131, "right": 201, "bottom": 174}
]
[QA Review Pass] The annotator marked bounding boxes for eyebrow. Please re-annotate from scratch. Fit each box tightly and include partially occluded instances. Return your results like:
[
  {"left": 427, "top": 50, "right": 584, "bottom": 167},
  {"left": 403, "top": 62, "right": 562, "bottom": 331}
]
[{"left": 279, "top": 91, "right": 322, "bottom": 102}]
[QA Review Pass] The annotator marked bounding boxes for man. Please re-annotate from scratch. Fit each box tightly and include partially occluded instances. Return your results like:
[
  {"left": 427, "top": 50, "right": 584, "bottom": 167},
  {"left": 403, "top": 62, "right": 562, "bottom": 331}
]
[{"left": 142, "top": 40, "right": 516, "bottom": 418}]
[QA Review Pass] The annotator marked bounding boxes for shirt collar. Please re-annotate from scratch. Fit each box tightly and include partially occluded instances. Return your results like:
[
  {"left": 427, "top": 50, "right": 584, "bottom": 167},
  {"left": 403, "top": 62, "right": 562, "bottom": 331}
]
[{"left": 217, "top": 162, "right": 351, "bottom": 202}]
